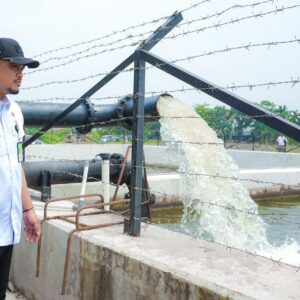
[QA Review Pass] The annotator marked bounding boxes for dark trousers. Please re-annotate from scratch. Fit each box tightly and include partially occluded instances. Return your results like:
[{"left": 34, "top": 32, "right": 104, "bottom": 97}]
[{"left": 0, "top": 245, "right": 13, "bottom": 300}]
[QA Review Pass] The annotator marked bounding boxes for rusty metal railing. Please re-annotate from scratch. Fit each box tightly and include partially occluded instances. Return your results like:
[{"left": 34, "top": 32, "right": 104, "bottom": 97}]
[{"left": 35, "top": 193, "right": 129, "bottom": 295}]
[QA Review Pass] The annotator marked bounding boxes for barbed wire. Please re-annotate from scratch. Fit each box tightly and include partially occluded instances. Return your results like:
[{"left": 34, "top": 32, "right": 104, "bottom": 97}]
[
  {"left": 29, "top": 153, "right": 300, "bottom": 263},
  {"left": 25, "top": 151, "right": 300, "bottom": 189},
  {"left": 22, "top": 111, "right": 300, "bottom": 145},
  {"left": 150, "top": 205, "right": 300, "bottom": 270},
  {"left": 24, "top": 3, "right": 299, "bottom": 77},
  {"left": 166, "top": 4, "right": 300, "bottom": 41},
  {"left": 27, "top": 159, "right": 300, "bottom": 231},
  {"left": 172, "top": 37, "right": 300, "bottom": 62},
  {"left": 18, "top": 101, "right": 298, "bottom": 124},
  {"left": 27, "top": 155, "right": 300, "bottom": 268},
  {"left": 25, "top": 34, "right": 300, "bottom": 77},
  {"left": 179, "top": 0, "right": 212, "bottom": 14},
  {"left": 26, "top": 152, "right": 300, "bottom": 203},
  {"left": 26, "top": 131, "right": 296, "bottom": 152},
  {"left": 31, "top": 0, "right": 215, "bottom": 60},
  {"left": 21, "top": 42, "right": 300, "bottom": 90},
  {"left": 31, "top": 176, "right": 299, "bottom": 269},
  {"left": 143, "top": 78, "right": 300, "bottom": 96},
  {"left": 25, "top": 0, "right": 279, "bottom": 74},
  {"left": 31, "top": 0, "right": 285, "bottom": 60},
  {"left": 18, "top": 75, "right": 300, "bottom": 107},
  {"left": 32, "top": 17, "right": 168, "bottom": 59},
  {"left": 178, "top": 0, "right": 279, "bottom": 27},
  {"left": 26, "top": 41, "right": 138, "bottom": 75}
]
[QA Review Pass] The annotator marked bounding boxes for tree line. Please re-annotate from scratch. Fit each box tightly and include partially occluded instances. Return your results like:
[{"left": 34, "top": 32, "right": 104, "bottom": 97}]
[{"left": 194, "top": 100, "right": 300, "bottom": 144}]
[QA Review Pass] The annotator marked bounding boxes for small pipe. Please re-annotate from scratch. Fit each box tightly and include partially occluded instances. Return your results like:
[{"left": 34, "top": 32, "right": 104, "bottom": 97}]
[
  {"left": 99, "top": 153, "right": 110, "bottom": 210},
  {"left": 79, "top": 161, "right": 90, "bottom": 206},
  {"left": 73, "top": 160, "right": 90, "bottom": 210}
]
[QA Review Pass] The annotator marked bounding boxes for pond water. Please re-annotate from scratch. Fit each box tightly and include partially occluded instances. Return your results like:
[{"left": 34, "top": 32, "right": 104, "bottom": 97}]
[{"left": 151, "top": 196, "right": 300, "bottom": 246}]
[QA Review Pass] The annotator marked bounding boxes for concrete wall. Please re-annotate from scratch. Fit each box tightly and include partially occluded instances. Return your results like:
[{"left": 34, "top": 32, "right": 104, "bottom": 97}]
[
  {"left": 26, "top": 144, "right": 300, "bottom": 201},
  {"left": 10, "top": 203, "right": 300, "bottom": 300},
  {"left": 26, "top": 144, "right": 300, "bottom": 169}
]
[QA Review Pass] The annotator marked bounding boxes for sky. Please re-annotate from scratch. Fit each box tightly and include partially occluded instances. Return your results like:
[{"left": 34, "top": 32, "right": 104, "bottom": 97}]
[{"left": 1, "top": 0, "right": 300, "bottom": 111}]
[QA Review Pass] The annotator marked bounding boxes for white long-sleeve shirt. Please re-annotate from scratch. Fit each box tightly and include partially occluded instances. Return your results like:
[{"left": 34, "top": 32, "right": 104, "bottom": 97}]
[{"left": 0, "top": 96, "right": 24, "bottom": 246}]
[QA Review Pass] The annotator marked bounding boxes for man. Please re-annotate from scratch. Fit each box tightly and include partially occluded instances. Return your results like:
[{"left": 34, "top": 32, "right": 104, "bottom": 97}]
[
  {"left": 276, "top": 133, "right": 288, "bottom": 152},
  {"left": 0, "top": 38, "right": 41, "bottom": 300}
]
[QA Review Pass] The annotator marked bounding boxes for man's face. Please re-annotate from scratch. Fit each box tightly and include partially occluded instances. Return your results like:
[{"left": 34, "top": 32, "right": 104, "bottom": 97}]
[{"left": 0, "top": 60, "right": 25, "bottom": 98}]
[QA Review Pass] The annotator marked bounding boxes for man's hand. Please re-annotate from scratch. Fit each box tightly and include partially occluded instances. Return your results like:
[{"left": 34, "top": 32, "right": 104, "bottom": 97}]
[{"left": 23, "top": 209, "right": 41, "bottom": 243}]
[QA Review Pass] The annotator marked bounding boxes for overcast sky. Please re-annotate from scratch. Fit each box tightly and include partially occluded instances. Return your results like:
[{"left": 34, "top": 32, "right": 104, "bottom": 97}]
[{"left": 1, "top": 0, "right": 300, "bottom": 111}]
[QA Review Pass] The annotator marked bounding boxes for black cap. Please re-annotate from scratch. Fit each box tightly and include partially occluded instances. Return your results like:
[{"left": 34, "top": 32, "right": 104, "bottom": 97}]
[{"left": 0, "top": 38, "right": 39, "bottom": 69}]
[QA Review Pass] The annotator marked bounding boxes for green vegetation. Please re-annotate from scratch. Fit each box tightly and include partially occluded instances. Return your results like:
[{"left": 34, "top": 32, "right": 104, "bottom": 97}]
[
  {"left": 194, "top": 100, "right": 300, "bottom": 145},
  {"left": 25, "top": 121, "right": 161, "bottom": 145},
  {"left": 25, "top": 128, "right": 72, "bottom": 144}
]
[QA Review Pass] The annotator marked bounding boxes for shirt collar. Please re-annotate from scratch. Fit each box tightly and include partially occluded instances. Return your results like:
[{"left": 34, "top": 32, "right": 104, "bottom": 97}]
[{"left": 0, "top": 95, "right": 11, "bottom": 109}]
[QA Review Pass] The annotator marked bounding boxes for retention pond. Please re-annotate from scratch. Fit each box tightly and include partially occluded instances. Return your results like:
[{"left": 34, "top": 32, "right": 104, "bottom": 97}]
[{"left": 152, "top": 195, "right": 300, "bottom": 246}]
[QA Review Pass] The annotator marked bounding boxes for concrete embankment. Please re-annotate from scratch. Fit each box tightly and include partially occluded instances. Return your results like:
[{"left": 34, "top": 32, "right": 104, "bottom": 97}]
[
  {"left": 26, "top": 144, "right": 300, "bottom": 204},
  {"left": 11, "top": 201, "right": 300, "bottom": 300}
]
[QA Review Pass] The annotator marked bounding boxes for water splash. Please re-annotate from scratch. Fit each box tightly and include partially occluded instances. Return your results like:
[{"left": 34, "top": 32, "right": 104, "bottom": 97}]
[{"left": 157, "top": 95, "right": 300, "bottom": 266}]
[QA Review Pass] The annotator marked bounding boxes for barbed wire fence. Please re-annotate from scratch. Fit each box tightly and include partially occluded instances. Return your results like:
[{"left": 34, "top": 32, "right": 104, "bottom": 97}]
[
  {"left": 24, "top": 0, "right": 284, "bottom": 75},
  {"left": 22, "top": 3, "right": 300, "bottom": 79},
  {"left": 18, "top": 0, "right": 300, "bottom": 265},
  {"left": 25, "top": 148, "right": 300, "bottom": 270},
  {"left": 22, "top": 92, "right": 300, "bottom": 155}
]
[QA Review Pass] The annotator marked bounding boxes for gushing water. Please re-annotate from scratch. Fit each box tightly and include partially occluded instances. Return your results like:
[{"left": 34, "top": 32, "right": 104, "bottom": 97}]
[{"left": 157, "top": 95, "right": 300, "bottom": 266}]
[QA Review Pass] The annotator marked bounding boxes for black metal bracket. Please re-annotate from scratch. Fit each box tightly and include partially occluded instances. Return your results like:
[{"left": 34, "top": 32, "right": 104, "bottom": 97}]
[
  {"left": 123, "top": 12, "right": 183, "bottom": 236},
  {"left": 41, "top": 170, "right": 51, "bottom": 202},
  {"left": 23, "top": 11, "right": 183, "bottom": 149},
  {"left": 22, "top": 6, "right": 300, "bottom": 240},
  {"left": 140, "top": 49, "right": 300, "bottom": 143}
]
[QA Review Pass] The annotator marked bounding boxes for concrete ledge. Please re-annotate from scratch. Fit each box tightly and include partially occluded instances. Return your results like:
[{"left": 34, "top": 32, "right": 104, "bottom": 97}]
[
  {"left": 27, "top": 145, "right": 300, "bottom": 201},
  {"left": 11, "top": 203, "right": 300, "bottom": 300},
  {"left": 26, "top": 144, "right": 300, "bottom": 170}
]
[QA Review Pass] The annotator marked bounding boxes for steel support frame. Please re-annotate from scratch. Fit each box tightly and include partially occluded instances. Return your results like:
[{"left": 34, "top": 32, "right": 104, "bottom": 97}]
[
  {"left": 123, "top": 51, "right": 145, "bottom": 235},
  {"left": 23, "top": 11, "right": 182, "bottom": 148},
  {"left": 23, "top": 8, "right": 300, "bottom": 239},
  {"left": 24, "top": 11, "right": 182, "bottom": 236},
  {"left": 140, "top": 50, "right": 300, "bottom": 143}
]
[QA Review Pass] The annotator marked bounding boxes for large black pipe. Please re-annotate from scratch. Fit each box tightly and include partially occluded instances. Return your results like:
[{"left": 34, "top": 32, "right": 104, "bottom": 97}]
[
  {"left": 23, "top": 157, "right": 152, "bottom": 217},
  {"left": 23, "top": 154, "right": 131, "bottom": 189},
  {"left": 19, "top": 94, "right": 166, "bottom": 131}
]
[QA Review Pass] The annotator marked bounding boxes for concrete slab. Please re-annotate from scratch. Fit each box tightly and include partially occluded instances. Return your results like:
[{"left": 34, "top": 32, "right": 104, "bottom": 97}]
[{"left": 10, "top": 202, "right": 300, "bottom": 300}]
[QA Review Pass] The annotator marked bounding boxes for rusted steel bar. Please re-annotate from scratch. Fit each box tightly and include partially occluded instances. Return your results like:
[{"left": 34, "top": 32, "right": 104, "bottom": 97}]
[
  {"left": 61, "top": 201, "right": 126, "bottom": 296},
  {"left": 61, "top": 220, "right": 124, "bottom": 295},
  {"left": 36, "top": 194, "right": 103, "bottom": 277},
  {"left": 35, "top": 195, "right": 129, "bottom": 295},
  {"left": 74, "top": 200, "right": 126, "bottom": 229},
  {"left": 44, "top": 193, "right": 103, "bottom": 219},
  {"left": 62, "top": 200, "right": 129, "bottom": 294}
]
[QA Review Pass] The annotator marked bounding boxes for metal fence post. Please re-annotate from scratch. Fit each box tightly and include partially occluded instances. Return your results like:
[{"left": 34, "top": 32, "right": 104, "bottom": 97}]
[{"left": 124, "top": 51, "right": 145, "bottom": 236}]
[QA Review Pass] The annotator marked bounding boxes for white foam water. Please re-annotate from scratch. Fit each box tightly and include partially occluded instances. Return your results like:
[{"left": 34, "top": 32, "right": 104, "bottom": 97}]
[{"left": 157, "top": 95, "right": 300, "bottom": 266}]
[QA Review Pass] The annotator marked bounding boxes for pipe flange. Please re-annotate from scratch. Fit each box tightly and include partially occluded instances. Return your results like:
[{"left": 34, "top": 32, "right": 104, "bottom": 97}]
[
  {"left": 76, "top": 97, "right": 95, "bottom": 134},
  {"left": 117, "top": 95, "right": 133, "bottom": 131}
]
